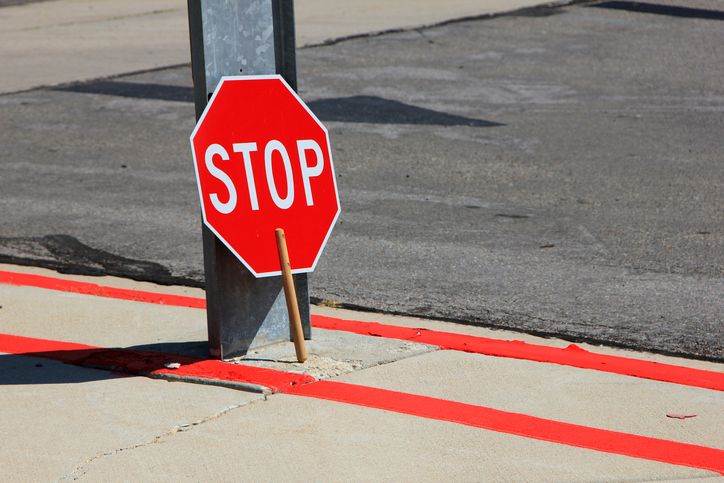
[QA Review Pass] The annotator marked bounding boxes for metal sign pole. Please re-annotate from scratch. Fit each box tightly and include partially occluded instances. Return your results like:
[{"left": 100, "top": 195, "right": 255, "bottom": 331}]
[{"left": 187, "top": 0, "right": 311, "bottom": 359}]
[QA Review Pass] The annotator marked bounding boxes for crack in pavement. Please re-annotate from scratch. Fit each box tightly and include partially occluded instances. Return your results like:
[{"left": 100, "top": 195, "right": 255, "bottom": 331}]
[
  {"left": 53, "top": 341, "right": 441, "bottom": 480},
  {"left": 56, "top": 396, "right": 266, "bottom": 482}
]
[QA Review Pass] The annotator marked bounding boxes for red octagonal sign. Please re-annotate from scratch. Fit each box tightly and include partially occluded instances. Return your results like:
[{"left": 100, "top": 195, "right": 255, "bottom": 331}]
[{"left": 190, "top": 75, "right": 340, "bottom": 277}]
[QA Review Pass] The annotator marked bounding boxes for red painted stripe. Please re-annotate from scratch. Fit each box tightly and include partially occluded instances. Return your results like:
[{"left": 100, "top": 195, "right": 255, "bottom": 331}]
[
  {"left": 0, "top": 333, "right": 313, "bottom": 392},
  {"left": 0, "top": 333, "right": 97, "bottom": 357},
  {"left": 312, "top": 316, "right": 724, "bottom": 392},
  {"left": 0, "top": 270, "right": 205, "bottom": 309},
  {"left": 288, "top": 380, "right": 724, "bottom": 475},
  {"left": 1, "top": 331, "right": 722, "bottom": 474},
  {"left": 1, "top": 269, "right": 722, "bottom": 391}
]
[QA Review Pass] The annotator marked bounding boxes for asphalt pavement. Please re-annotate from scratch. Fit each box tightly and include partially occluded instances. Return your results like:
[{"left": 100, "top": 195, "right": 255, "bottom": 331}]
[{"left": 1, "top": 1, "right": 723, "bottom": 360}]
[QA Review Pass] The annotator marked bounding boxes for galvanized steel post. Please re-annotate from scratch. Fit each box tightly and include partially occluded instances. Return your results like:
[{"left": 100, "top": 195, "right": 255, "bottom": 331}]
[{"left": 187, "top": 0, "right": 311, "bottom": 359}]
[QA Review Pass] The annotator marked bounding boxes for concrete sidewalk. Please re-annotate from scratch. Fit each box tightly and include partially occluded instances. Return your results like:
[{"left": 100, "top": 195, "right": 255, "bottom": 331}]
[
  {"left": 0, "top": 263, "right": 722, "bottom": 481},
  {"left": 0, "top": 0, "right": 565, "bottom": 93}
]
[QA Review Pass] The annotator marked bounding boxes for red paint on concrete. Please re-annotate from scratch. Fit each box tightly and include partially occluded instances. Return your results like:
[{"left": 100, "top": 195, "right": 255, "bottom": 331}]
[
  {"left": 288, "top": 380, "right": 724, "bottom": 475},
  {"left": 0, "top": 333, "right": 313, "bottom": 392},
  {"left": 0, "top": 270, "right": 205, "bottom": 309},
  {"left": 312, "top": 316, "right": 724, "bottom": 392},
  {"left": 1, "top": 269, "right": 722, "bottom": 391},
  {"left": 0, "top": 333, "right": 97, "bottom": 360},
  {"left": 1, "top": 331, "right": 722, "bottom": 474}
]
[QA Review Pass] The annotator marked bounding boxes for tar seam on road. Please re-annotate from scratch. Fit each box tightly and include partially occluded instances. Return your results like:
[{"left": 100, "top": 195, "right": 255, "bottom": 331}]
[
  {"left": 1, "top": 331, "right": 722, "bottom": 475},
  {"left": 590, "top": 1, "right": 724, "bottom": 21},
  {"left": 1, "top": 268, "right": 722, "bottom": 391}
]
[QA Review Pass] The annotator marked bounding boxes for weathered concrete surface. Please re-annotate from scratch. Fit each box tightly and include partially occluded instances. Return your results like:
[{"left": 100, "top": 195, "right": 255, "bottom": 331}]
[
  {"left": 0, "top": 0, "right": 560, "bottom": 93},
  {"left": 1, "top": 2, "right": 722, "bottom": 359},
  {"left": 0, "top": 356, "right": 260, "bottom": 481},
  {"left": 313, "top": 305, "right": 724, "bottom": 373},
  {"left": 0, "top": 0, "right": 188, "bottom": 94},
  {"left": 231, "top": 330, "right": 436, "bottom": 380},
  {"left": 72, "top": 394, "right": 719, "bottom": 482},
  {"left": 339, "top": 350, "right": 724, "bottom": 448},
  {"left": 0, "top": 264, "right": 209, "bottom": 352},
  {"left": 0, "top": 265, "right": 436, "bottom": 376},
  {"left": 0, "top": 266, "right": 721, "bottom": 481}
]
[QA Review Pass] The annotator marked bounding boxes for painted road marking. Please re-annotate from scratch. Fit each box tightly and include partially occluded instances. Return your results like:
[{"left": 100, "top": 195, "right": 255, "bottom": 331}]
[
  {"left": 1, "top": 268, "right": 722, "bottom": 391},
  {"left": 312, "top": 316, "right": 724, "bottom": 392},
  {"left": 0, "top": 270, "right": 205, "bottom": 308},
  {"left": 288, "top": 381, "right": 724, "bottom": 475},
  {"left": 1, "top": 331, "right": 722, "bottom": 475}
]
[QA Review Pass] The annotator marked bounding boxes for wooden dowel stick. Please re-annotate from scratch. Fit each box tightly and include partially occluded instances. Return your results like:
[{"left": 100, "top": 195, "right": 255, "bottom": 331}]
[{"left": 275, "top": 228, "right": 308, "bottom": 363}]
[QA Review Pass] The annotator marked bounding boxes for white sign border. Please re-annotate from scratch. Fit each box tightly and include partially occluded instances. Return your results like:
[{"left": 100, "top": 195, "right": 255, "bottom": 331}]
[{"left": 189, "top": 74, "right": 341, "bottom": 278}]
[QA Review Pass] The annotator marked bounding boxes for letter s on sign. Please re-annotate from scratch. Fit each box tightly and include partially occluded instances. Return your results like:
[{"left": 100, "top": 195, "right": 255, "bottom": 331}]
[{"left": 204, "top": 144, "right": 237, "bottom": 214}]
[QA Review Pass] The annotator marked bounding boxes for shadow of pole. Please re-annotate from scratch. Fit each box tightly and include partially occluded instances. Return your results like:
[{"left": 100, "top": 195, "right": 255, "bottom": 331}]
[{"left": 0, "top": 342, "right": 208, "bottom": 386}]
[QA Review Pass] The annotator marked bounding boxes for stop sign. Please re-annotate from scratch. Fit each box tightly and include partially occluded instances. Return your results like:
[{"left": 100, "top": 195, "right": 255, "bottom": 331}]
[{"left": 190, "top": 75, "right": 340, "bottom": 277}]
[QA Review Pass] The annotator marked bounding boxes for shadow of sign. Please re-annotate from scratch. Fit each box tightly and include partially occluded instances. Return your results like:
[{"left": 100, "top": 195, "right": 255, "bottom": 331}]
[
  {"left": 307, "top": 96, "right": 503, "bottom": 127},
  {"left": 54, "top": 81, "right": 502, "bottom": 127}
]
